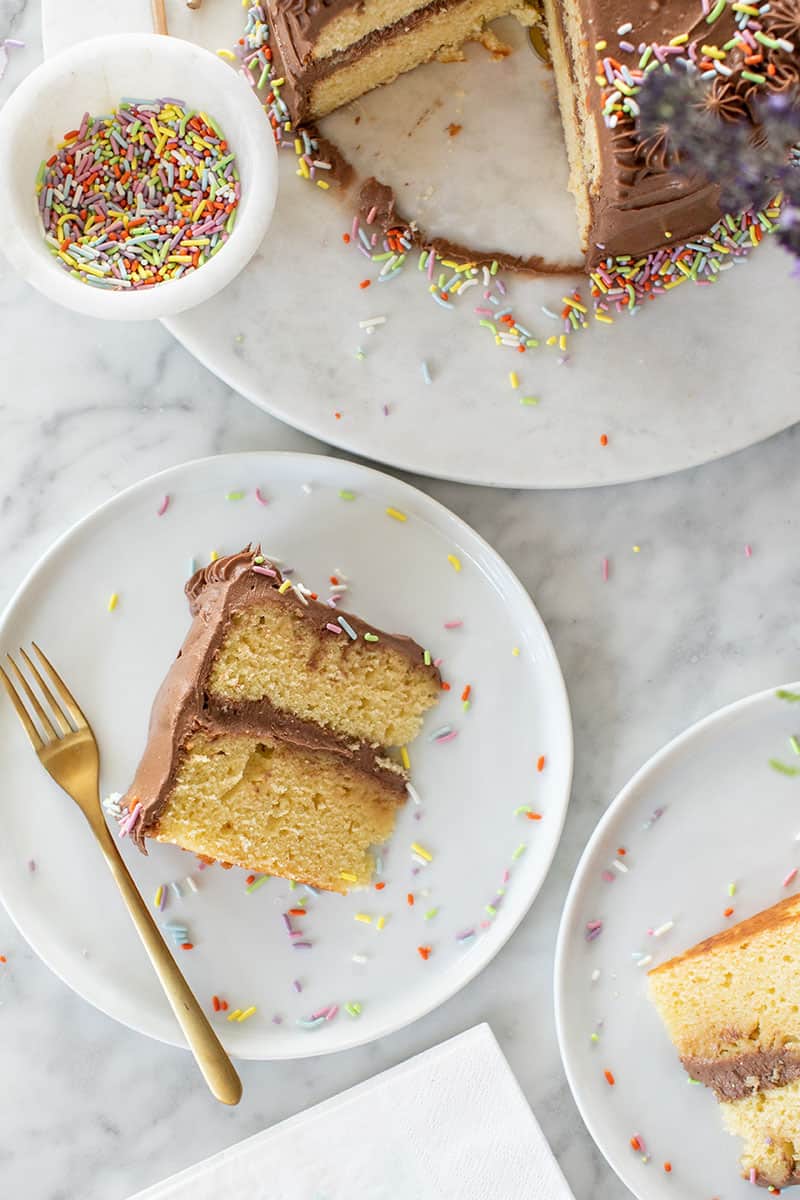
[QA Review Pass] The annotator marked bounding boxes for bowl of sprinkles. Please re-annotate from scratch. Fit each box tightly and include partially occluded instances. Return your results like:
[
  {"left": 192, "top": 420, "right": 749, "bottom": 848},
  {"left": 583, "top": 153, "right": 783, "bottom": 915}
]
[{"left": 0, "top": 33, "right": 278, "bottom": 319}]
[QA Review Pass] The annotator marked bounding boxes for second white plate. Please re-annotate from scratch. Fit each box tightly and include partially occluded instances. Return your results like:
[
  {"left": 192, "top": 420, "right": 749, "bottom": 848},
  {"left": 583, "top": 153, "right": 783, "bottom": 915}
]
[
  {"left": 555, "top": 683, "right": 800, "bottom": 1199},
  {"left": 0, "top": 452, "right": 572, "bottom": 1058}
]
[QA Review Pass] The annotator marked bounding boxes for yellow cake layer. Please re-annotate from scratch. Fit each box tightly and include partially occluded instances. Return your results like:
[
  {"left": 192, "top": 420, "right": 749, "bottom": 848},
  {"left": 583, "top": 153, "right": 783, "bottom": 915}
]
[
  {"left": 541, "top": 0, "right": 594, "bottom": 251},
  {"left": 648, "top": 895, "right": 800, "bottom": 1061},
  {"left": 207, "top": 602, "right": 439, "bottom": 747},
  {"left": 307, "top": 0, "right": 536, "bottom": 120},
  {"left": 722, "top": 1076, "right": 800, "bottom": 1188},
  {"left": 153, "top": 732, "right": 399, "bottom": 892}
]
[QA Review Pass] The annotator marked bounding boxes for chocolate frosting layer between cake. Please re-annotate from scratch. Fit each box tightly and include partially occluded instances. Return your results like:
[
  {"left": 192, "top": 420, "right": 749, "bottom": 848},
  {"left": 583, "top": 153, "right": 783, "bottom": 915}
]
[
  {"left": 124, "top": 547, "right": 439, "bottom": 849},
  {"left": 682, "top": 1047, "right": 800, "bottom": 1101}
]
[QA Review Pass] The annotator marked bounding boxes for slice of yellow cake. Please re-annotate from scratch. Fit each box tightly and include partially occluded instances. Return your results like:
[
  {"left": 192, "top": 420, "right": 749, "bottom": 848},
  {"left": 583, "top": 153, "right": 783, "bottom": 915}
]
[
  {"left": 122, "top": 547, "right": 440, "bottom": 892},
  {"left": 649, "top": 894, "right": 800, "bottom": 1189}
]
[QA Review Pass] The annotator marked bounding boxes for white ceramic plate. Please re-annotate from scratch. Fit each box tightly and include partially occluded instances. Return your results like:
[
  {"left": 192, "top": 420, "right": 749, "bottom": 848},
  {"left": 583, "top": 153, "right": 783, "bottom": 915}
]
[
  {"left": 555, "top": 683, "right": 800, "bottom": 1199},
  {"left": 0, "top": 452, "right": 572, "bottom": 1059},
  {"left": 40, "top": 4, "right": 800, "bottom": 489}
]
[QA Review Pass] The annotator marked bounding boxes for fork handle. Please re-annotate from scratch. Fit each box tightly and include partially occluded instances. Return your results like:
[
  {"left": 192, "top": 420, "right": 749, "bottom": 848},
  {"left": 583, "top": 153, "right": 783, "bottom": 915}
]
[{"left": 97, "top": 829, "right": 243, "bottom": 1105}]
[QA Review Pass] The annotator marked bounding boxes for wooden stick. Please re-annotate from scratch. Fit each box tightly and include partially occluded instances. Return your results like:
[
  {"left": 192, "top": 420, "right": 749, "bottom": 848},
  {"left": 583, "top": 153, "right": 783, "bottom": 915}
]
[{"left": 151, "top": 0, "right": 169, "bottom": 34}]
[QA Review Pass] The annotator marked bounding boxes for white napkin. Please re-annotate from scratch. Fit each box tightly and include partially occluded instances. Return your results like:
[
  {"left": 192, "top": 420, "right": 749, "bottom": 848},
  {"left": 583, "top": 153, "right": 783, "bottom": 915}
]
[{"left": 129, "top": 1024, "right": 574, "bottom": 1200}]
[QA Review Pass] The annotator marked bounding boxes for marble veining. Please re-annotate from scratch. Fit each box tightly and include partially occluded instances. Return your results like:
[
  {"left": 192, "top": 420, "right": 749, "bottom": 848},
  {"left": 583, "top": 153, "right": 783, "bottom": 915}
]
[{"left": 2, "top": 2, "right": 800, "bottom": 1197}]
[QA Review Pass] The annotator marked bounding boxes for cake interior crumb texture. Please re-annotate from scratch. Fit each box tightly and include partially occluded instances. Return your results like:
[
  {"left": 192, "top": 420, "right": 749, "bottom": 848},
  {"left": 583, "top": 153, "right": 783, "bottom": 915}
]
[
  {"left": 208, "top": 602, "right": 439, "bottom": 747},
  {"left": 649, "top": 894, "right": 800, "bottom": 1188},
  {"left": 155, "top": 733, "right": 398, "bottom": 893},
  {"left": 305, "top": 0, "right": 535, "bottom": 119}
]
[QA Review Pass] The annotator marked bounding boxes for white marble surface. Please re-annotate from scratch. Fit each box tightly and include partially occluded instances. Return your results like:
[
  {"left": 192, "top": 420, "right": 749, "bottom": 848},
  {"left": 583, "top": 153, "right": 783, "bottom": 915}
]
[{"left": 3, "top": 5, "right": 800, "bottom": 1198}]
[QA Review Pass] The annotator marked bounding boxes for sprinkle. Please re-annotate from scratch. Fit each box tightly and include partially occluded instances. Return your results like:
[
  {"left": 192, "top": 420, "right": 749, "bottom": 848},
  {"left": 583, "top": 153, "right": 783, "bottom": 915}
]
[
  {"left": 456, "top": 929, "right": 476, "bottom": 942},
  {"left": 651, "top": 921, "right": 674, "bottom": 937},
  {"left": 417, "top": 945, "right": 432, "bottom": 960},
  {"left": 604, "top": 1070, "right": 615, "bottom": 1086},
  {"left": 777, "top": 690, "right": 800, "bottom": 703},
  {"left": 512, "top": 843, "right": 527, "bottom": 860},
  {"left": 728, "top": 882, "right": 736, "bottom": 896},
  {"left": 421, "top": 361, "right": 432, "bottom": 384},
  {"left": 278, "top": 579, "right": 293, "bottom": 595},
  {"left": 600, "top": 434, "right": 608, "bottom": 447},
  {"left": 325, "top": 623, "right": 342, "bottom": 634},
  {"left": 790, "top": 736, "right": 800, "bottom": 757},
  {"left": 447, "top": 554, "right": 462, "bottom": 572},
  {"left": 521, "top": 396, "right": 539, "bottom": 406},
  {"left": 411, "top": 842, "right": 433, "bottom": 862},
  {"left": 784, "top": 868, "right": 798, "bottom": 888},
  {"left": 157, "top": 494, "right": 170, "bottom": 517},
  {"left": 344, "top": 1002, "right": 362, "bottom": 1017},
  {"left": 38, "top": 99, "right": 240, "bottom": 290},
  {"left": 297, "top": 1017, "right": 326, "bottom": 1029},
  {"left": 376, "top": 915, "right": 387, "bottom": 931},
  {"left": 424, "top": 907, "right": 439, "bottom": 920},
  {"left": 401, "top": 746, "right": 411, "bottom": 770},
  {"left": 612, "top": 858, "right": 629, "bottom": 874},
  {"left": 444, "top": 619, "right": 463, "bottom": 629},
  {"left": 237, "top": 1006, "right": 257, "bottom": 1022},
  {"left": 602, "top": 557, "right": 610, "bottom": 582},
  {"left": 340, "top": 871, "right": 358, "bottom": 883},
  {"left": 586, "top": 920, "right": 603, "bottom": 942},
  {"left": 107, "top": 592, "right": 119, "bottom": 612},
  {"left": 154, "top": 885, "right": 165, "bottom": 911},
  {"left": 226, "top": 490, "right": 245, "bottom": 501},
  {"left": 724, "top": 906, "right": 735, "bottom": 917},
  {"left": 255, "top": 487, "right": 268, "bottom": 506},
  {"left": 339, "top": 489, "right": 356, "bottom": 500},
  {"left": 509, "top": 371, "right": 520, "bottom": 389},
  {"left": 637, "top": 954, "right": 653, "bottom": 967},
  {"left": 292, "top": 941, "right": 313, "bottom": 949},
  {"left": 337, "top": 615, "right": 358, "bottom": 640},
  {"left": 354, "top": 913, "right": 372, "bottom": 924},
  {"left": 246, "top": 875, "right": 269, "bottom": 894},
  {"left": 512, "top": 646, "right": 520, "bottom": 656},
  {"left": 385, "top": 507, "right": 407, "bottom": 522},
  {"left": 770, "top": 759, "right": 800, "bottom": 777},
  {"left": 364, "top": 632, "right": 379, "bottom": 643},
  {"left": 663, "top": 1163, "right": 672, "bottom": 1174},
  {"left": 252, "top": 565, "right": 277, "bottom": 577},
  {"left": 537, "top": 755, "right": 546, "bottom": 772}
]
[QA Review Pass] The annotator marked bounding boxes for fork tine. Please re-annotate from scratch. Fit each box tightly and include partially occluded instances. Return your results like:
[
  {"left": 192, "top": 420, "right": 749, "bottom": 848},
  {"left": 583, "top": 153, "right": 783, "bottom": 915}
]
[
  {"left": 30, "top": 642, "right": 88, "bottom": 729},
  {"left": 19, "top": 648, "right": 72, "bottom": 735},
  {"left": 0, "top": 663, "right": 45, "bottom": 751},
  {"left": 7, "top": 655, "right": 58, "bottom": 740}
]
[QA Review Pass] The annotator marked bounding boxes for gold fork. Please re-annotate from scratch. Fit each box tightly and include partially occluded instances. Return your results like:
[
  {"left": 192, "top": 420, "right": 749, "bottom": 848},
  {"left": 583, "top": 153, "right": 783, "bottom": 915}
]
[{"left": 0, "top": 643, "right": 243, "bottom": 1106}]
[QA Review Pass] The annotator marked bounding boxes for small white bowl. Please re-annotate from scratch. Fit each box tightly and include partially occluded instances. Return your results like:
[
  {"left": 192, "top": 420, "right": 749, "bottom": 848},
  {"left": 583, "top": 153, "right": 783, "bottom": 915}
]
[{"left": 0, "top": 33, "right": 278, "bottom": 321}]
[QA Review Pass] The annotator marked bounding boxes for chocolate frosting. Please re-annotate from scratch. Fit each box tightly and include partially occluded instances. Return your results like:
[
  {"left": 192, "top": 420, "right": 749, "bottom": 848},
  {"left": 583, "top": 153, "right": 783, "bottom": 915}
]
[
  {"left": 358, "top": 178, "right": 583, "bottom": 274},
  {"left": 123, "top": 546, "right": 439, "bottom": 849},
  {"left": 682, "top": 1048, "right": 800, "bottom": 1101}
]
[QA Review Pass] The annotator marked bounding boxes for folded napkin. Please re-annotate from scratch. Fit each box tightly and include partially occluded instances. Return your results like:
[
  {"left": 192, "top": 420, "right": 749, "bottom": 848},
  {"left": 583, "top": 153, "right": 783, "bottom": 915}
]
[{"left": 129, "top": 1024, "right": 574, "bottom": 1200}]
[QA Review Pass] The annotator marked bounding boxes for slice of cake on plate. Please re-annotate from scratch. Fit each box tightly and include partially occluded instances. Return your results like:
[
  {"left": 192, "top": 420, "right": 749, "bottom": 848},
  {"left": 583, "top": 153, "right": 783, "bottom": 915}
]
[
  {"left": 649, "top": 894, "right": 800, "bottom": 1189},
  {"left": 123, "top": 547, "right": 440, "bottom": 893}
]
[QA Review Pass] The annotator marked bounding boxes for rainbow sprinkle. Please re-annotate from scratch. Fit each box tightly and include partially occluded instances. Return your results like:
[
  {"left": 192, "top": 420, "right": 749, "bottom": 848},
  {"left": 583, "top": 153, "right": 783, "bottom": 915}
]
[{"left": 38, "top": 100, "right": 239, "bottom": 290}]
